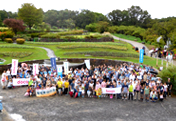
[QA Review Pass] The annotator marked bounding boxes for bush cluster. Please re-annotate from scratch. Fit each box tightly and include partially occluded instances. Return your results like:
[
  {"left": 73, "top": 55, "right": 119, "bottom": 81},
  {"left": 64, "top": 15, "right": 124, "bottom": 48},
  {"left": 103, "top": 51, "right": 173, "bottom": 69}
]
[
  {"left": 40, "top": 30, "right": 84, "bottom": 38},
  {"left": 30, "top": 32, "right": 46, "bottom": 38},
  {"left": 158, "top": 66, "right": 176, "bottom": 94},
  {"left": 16, "top": 38, "right": 25, "bottom": 44},
  {"left": 5, "top": 38, "right": 13, "bottom": 43}
]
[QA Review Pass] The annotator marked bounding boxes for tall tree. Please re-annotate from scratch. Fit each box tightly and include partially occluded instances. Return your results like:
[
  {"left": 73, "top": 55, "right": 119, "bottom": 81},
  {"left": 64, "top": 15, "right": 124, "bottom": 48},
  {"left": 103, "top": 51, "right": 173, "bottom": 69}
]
[
  {"left": 75, "top": 9, "right": 97, "bottom": 28},
  {"left": 128, "top": 6, "right": 151, "bottom": 28},
  {"left": 3, "top": 18, "right": 26, "bottom": 35},
  {"left": 18, "top": 3, "right": 43, "bottom": 29}
]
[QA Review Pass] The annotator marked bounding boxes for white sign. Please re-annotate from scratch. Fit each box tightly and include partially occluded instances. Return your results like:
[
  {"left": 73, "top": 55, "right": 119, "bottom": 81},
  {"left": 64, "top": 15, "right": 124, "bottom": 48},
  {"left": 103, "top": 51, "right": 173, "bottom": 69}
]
[
  {"left": 11, "top": 59, "right": 18, "bottom": 75},
  {"left": 102, "top": 88, "right": 121, "bottom": 94},
  {"left": 57, "top": 65, "right": 62, "bottom": 73},
  {"left": 33, "top": 63, "right": 39, "bottom": 76},
  {"left": 64, "top": 62, "right": 69, "bottom": 74},
  {"left": 36, "top": 87, "right": 56, "bottom": 97},
  {"left": 84, "top": 60, "right": 90, "bottom": 69},
  {"left": 13, "top": 78, "right": 30, "bottom": 86}
]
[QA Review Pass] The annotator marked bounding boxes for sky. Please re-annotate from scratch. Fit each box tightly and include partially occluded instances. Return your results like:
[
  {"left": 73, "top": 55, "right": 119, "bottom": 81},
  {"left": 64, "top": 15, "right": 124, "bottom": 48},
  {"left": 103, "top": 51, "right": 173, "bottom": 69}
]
[{"left": 0, "top": 0, "right": 175, "bottom": 19}]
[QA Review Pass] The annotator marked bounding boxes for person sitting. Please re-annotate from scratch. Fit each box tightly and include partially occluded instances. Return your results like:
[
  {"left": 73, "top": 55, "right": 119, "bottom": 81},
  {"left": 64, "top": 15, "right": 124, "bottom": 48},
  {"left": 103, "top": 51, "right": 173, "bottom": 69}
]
[
  {"left": 150, "top": 89, "right": 158, "bottom": 102},
  {"left": 7, "top": 79, "right": 13, "bottom": 89}
]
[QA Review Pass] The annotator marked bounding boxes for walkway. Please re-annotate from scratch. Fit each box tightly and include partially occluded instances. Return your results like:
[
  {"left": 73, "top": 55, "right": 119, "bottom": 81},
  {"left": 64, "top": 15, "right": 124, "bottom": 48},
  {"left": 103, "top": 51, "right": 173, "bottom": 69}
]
[
  {"left": 112, "top": 35, "right": 149, "bottom": 55},
  {"left": 113, "top": 35, "right": 176, "bottom": 66},
  {"left": 39, "top": 47, "right": 56, "bottom": 58}
]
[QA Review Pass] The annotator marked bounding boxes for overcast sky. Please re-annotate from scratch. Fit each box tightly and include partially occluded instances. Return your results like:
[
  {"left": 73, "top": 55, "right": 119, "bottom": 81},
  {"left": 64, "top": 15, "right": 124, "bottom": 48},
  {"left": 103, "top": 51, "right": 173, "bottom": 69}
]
[{"left": 1, "top": 0, "right": 175, "bottom": 19}]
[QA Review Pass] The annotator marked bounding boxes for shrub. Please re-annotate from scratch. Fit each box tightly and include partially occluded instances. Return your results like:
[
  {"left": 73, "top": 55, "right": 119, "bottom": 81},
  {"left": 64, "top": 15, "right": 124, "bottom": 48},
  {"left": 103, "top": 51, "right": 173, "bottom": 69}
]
[
  {"left": 5, "top": 38, "right": 13, "bottom": 43},
  {"left": 158, "top": 66, "right": 176, "bottom": 94},
  {"left": 31, "top": 33, "right": 39, "bottom": 38},
  {"left": 5, "top": 31, "right": 14, "bottom": 38},
  {"left": 16, "top": 38, "right": 25, "bottom": 44}
]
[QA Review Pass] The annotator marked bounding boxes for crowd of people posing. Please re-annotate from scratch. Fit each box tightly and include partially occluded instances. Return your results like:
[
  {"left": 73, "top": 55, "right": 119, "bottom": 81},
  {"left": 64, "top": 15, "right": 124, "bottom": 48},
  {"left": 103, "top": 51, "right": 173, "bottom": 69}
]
[{"left": 1, "top": 63, "right": 173, "bottom": 102}]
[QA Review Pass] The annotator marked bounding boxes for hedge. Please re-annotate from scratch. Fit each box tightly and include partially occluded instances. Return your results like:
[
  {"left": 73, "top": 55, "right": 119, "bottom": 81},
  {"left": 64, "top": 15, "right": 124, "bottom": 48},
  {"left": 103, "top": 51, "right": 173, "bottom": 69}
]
[{"left": 16, "top": 38, "right": 25, "bottom": 44}]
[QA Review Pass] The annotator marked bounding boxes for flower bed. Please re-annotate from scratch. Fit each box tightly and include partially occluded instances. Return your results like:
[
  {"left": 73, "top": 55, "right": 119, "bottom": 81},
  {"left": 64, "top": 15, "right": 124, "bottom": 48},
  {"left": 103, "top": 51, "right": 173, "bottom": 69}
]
[
  {"left": 58, "top": 45, "right": 127, "bottom": 51},
  {"left": 64, "top": 52, "right": 139, "bottom": 58},
  {"left": 0, "top": 52, "right": 33, "bottom": 58},
  {"left": 39, "top": 37, "right": 113, "bottom": 42}
]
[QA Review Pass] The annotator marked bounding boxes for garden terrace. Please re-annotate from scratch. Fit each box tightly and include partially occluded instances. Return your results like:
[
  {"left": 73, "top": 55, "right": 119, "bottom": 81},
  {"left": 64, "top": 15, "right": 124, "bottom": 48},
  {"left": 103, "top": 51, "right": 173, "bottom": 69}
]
[
  {"left": 24, "top": 39, "right": 166, "bottom": 69},
  {"left": 0, "top": 43, "right": 48, "bottom": 65}
]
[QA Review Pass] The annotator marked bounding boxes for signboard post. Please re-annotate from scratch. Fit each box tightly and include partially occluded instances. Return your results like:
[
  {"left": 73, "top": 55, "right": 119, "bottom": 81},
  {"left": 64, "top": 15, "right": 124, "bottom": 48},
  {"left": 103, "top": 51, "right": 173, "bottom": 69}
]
[
  {"left": 57, "top": 65, "right": 62, "bottom": 78},
  {"left": 139, "top": 49, "right": 144, "bottom": 63},
  {"left": 64, "top": 62, "right": 69, "bottom": 75},
  {"left": 84, "top": 60, "right": 90, "bottom": 69},
  {"left": 50, "top": 58, "right": 56, "bottom": 72},
  {"left": 11, "top": 59, "right": 18, "bottom": 75},
  {"left": 33, "top": 63, "right": 39, "bottom": 76}
]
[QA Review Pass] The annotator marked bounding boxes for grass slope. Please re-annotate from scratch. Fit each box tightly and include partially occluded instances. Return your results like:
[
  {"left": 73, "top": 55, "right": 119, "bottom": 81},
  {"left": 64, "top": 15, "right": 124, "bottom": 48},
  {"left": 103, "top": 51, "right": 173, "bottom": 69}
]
[
  {"left": 24, "top": 40, "right": 166, "bottom": 69},
  {"left": 0, "top": 43, "right": 48, "bottom": 65}
]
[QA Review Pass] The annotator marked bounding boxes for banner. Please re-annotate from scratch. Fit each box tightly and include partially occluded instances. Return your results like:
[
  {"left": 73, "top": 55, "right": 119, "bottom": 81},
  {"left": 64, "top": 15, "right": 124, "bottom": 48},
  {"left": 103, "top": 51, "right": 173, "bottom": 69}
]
[
  {"left": 50, "top": 57, "right": 56, "bottom": 71},
  {"left": 36, "top": 87, "right": 56, "bottom": 97},
  {"left": 33, "top": 63, "right": 39, "bottom": 76},
  {"left": 13, "top": 78, "right": 30, "bottom": 86},
  {"left": 102, "top": 88, "right": 121, "bottom": 94},
  {"left": 84, "top": 60, "right": 90, "bottom": 69},
  {"left": 64, "top": 62, "right": 69, "bottom": 74},
  {"left": 57, "top": 65, "right": 62, "bottom": 78},
  {"left": 11, "top": 59, "right": 18, "bottom": 75},
  {"left": 139, "top": 49, "right": 144, "bottom": 63}
]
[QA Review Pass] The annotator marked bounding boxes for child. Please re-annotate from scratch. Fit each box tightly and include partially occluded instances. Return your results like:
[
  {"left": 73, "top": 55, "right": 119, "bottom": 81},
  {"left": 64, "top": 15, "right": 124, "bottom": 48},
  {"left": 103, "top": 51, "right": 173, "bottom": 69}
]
[
  {"left": 160, "top": 93, "right": 164, "bottom": 102},
  {"left": 87, "top": 87, "right": 91, "bottom": 97},
  {"left": 140, "top": 86, "right": 144, "bottom": 101},
  {"left": 96, "top": 88, "right": 102, "bottom": 99},
  {"left": 109, "top": 82, "right": 114, "bottom": 99},
  {"left": 82, "top": 87, "right": 85, "bottom": 98},
  {"left": 163, "top": 82, "right": 167, "bottom": 99}
]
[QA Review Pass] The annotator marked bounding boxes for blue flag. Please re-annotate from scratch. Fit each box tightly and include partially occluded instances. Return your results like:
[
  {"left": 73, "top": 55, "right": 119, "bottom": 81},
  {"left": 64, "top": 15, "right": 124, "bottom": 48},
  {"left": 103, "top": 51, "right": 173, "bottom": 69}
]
[
  {"left": 139, "top": 49, "right": 144, "bottom": 63},
  {"left": 50, "top": 58, "right": 56, "bottom": 71}
]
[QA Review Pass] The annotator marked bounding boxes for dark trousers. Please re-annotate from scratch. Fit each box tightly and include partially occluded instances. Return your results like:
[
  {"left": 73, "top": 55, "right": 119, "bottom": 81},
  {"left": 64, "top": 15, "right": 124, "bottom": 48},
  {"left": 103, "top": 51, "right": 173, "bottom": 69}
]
[
  {"left": 168, "top": 89, "right": 171, "bottom": 96},
  {"left": 64, "top": 88, "right": 68, "bottom": 94},
  {"left": 117, "top": 93, "right": 121, "bottom": 99},
  {"left": 128, "top": 92, "right": 133, "bottom": 100}
]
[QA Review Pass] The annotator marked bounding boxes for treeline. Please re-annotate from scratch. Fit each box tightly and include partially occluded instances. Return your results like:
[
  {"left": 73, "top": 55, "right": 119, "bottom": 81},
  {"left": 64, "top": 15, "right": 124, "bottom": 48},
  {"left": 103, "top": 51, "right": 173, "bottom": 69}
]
[{"left": 1, "top": 3, "right": 174, "bottom": 29}]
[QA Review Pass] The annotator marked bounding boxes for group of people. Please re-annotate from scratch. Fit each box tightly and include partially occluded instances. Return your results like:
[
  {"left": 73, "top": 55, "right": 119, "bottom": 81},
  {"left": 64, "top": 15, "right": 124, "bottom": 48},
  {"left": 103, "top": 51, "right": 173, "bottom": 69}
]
[{"left": 0, "top": 62, "right": 173, "bottom": 102}]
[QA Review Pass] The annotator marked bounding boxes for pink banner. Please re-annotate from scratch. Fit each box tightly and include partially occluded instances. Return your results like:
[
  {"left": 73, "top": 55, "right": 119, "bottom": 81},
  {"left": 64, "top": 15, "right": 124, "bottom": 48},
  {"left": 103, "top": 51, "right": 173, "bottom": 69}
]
[
  {"left": 33, "top": 64, "right": 39, "bottom": 76},
  {"left": 11, "top": 59, "right": 18, "bottom": 75}
]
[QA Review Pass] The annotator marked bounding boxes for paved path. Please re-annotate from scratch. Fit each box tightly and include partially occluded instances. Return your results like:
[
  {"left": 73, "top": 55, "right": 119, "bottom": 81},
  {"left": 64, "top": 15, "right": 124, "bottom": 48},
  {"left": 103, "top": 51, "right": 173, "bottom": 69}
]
[
  {"left": 113, "top": 35, "right": 149, "bottom": 55},
  {"left": 39, "top": 47, "right": 56, "bottom": 58},
  {"left": 113, "top": 35, "right": 176, "bottom": 66}
]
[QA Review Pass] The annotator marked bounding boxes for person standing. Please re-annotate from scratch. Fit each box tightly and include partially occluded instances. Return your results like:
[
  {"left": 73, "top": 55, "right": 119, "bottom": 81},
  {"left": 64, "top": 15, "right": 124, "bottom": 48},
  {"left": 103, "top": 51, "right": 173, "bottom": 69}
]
[
  {"left": 122, "top": 82, "right": 128, "bottom": 100},
  {"left": 144, "top": 85, "right": 150, "bottom": 102},
  {"left": 167, "top": 78, "right": 172, "bottom": 97},
  {"left": 128, "top": 82, "right": 133, "bottom": 100}
]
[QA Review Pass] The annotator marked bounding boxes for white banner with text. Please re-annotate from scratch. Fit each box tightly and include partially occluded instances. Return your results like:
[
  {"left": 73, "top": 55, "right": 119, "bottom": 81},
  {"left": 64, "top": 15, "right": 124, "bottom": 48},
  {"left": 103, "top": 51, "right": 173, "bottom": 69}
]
[{"left": 13, "top": 78, "right": 30, "bottom": 86}]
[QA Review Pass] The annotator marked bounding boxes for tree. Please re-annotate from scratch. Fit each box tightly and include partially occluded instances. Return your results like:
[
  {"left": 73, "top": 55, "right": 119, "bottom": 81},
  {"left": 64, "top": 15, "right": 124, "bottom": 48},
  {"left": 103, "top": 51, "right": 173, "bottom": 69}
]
[
  {"left": 64, "top": 19, "right": 75, "bottom": 29},
  {"left": 75, "top": 9, "right": 97, "bottom": 28},
  {"left": 128, "top": 6, "right": 151, "bottom": 28},
  {"left": 3, "top": 18, "right": 25, "bottom": 35},
  {"left": 18, "top": 3, "right": 43, "bottom": 29},
  {"left": 44, "top": 10, "right": 59, "bottom": 27},
  {"left": 96, "top": 21, "right": 109, "bottom": 33}
]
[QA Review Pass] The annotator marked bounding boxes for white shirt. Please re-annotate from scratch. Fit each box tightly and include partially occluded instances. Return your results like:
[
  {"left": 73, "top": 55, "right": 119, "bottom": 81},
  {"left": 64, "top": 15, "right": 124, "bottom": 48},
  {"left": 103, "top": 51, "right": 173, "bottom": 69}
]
[{"left": 129, "top": 75, "right": 135, "bottom": 81}]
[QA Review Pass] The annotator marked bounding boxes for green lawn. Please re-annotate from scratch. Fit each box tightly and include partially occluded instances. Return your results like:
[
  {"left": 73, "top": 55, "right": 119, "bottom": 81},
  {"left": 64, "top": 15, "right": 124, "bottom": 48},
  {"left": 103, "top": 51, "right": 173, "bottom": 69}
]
[
  {"left": 0, "top": 40, "right": 166, "bottom": 69},
  {"left": 0, "top": 43, "right": 48, "bottom": 65},
  {"left": 24, "top": 40, "right": 166, "bottom": 69}
]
